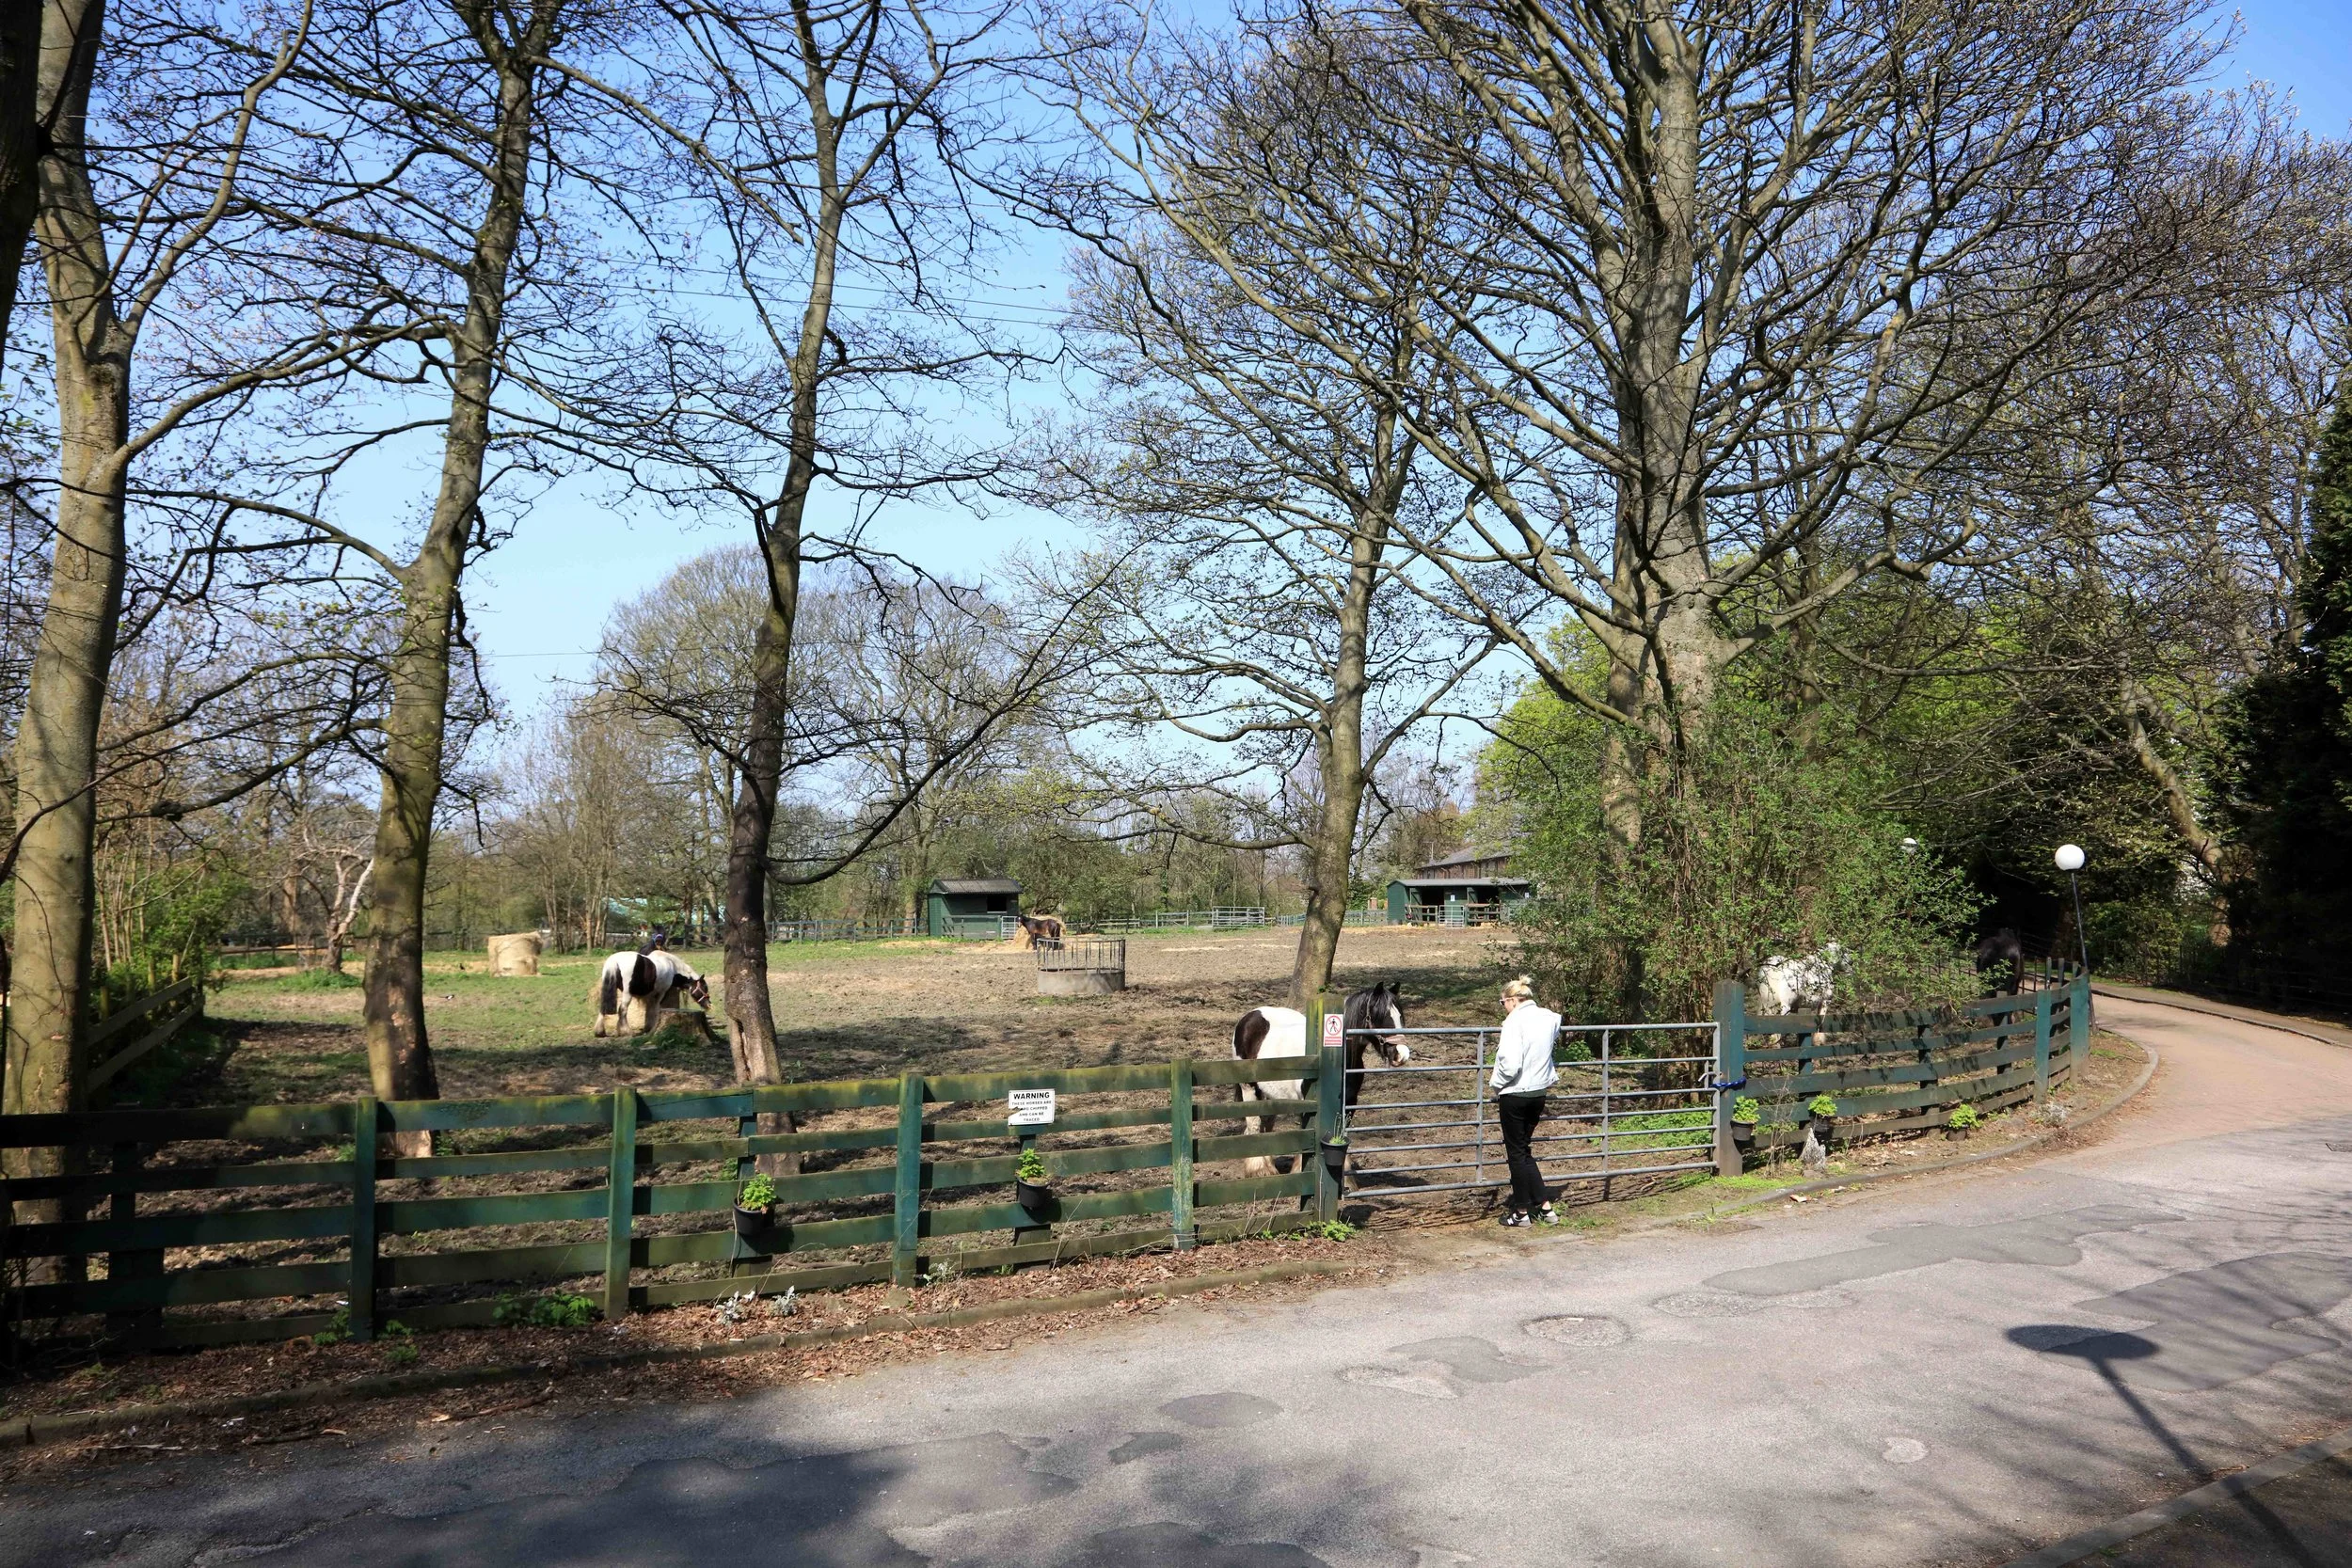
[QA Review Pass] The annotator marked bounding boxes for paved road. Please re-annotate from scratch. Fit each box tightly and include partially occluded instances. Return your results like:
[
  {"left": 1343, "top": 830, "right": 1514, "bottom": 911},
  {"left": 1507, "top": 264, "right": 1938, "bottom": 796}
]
[{"left": 13, "top": 995, "right": 2352, "bottom": 1568}]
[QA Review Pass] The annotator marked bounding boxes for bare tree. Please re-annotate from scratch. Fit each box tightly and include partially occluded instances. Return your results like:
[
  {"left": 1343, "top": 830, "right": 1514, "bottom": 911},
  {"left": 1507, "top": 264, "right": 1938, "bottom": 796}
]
[
  {"left": 536, "top": 0, "right": 1047, "bottom": 1114},
  {"left": 1057, "top": 0, "right": 2262, "bottom": 863},
  {"left": 6, "top": 0, "right": 405, "bottom": 1137},
  {"left": 1033, "top": 19, "right": 1498, "bottom": 1003}
]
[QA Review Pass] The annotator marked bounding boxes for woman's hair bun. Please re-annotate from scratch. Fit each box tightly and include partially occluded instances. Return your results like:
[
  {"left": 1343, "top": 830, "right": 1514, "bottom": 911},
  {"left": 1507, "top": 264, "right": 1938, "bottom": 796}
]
[{"left": 1501, "top": 974, "right": 1535, "bottom": 1001}]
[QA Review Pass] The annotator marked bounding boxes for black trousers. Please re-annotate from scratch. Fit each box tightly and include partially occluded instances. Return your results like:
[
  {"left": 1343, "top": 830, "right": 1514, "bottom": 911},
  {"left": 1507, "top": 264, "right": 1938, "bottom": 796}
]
[{"left": 1496, "top": 1092, "right": 1549, "bottom": 1212}]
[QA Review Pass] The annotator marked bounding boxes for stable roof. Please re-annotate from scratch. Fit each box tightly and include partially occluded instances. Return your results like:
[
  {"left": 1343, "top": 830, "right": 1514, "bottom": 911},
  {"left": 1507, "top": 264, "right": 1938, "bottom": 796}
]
[{"left": 929, "top": 877, "right": 1023, "bottom": 895}]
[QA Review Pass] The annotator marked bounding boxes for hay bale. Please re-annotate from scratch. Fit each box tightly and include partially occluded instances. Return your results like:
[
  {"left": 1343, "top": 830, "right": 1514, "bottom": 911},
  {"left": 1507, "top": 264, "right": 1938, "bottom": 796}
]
[{"left": 486, "top": 931, "right": 544, "bottom": 976}]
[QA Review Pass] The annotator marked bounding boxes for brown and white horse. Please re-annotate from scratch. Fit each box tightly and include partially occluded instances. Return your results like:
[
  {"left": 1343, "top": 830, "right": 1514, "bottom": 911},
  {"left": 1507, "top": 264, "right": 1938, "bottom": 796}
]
[
  {"left": 595, "top": 950, "right": 711, "bottom": 1037},
  {"left": 1230, "top": 983, "right": 1410, "bottom": 1178}
]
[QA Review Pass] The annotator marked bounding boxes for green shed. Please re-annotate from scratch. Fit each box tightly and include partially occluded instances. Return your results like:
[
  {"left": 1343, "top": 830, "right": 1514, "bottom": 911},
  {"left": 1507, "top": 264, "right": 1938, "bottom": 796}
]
[
  {"left": 1385, "top": 849, "right": 1531, "bottom": 926},
  {"left": 925, "top": 877, "right": 1023, "bottom": 936}
]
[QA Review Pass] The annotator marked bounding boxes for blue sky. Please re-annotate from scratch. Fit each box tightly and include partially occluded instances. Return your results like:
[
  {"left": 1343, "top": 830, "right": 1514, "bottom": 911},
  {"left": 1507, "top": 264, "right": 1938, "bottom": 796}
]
[{"left": 463, "top": 1, "right": 2352, "bottom": 713}]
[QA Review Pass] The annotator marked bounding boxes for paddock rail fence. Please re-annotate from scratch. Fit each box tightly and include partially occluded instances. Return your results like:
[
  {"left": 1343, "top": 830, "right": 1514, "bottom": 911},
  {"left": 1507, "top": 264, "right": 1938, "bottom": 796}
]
[
  {"left": 0, "top": 1046, "right": 1344, "bottom": 1352},
  {"left": 1712, "top": 967, "right": 2090, "bottom": 1166}
]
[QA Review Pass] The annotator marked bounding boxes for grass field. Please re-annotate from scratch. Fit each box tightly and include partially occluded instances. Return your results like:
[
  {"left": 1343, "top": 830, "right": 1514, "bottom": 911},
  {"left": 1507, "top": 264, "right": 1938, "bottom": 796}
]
[{"left": 201, "top": 924, "right": 1515, "bottom": 1106}]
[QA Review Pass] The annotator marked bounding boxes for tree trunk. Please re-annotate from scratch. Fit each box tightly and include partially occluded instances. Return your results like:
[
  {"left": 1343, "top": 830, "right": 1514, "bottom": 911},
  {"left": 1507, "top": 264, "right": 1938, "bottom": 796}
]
[
  {"left": 1287, "top": 504, "right": 1386, "bottom": 1010},
  {"left": 0, "top": 0, "right": 44, "bottom": 377},
  {"left": 358, "top": 15, "right": 548, "bottom": 1139},
  {"left": 2, "top": 0, "right": 124, "bottom": 1245},
  {"left": 718, "top": 42, "right": 852, "bottom": 1172},
  {"left": 2124, "top": 687, "right": 2225, "bottom": 879}
]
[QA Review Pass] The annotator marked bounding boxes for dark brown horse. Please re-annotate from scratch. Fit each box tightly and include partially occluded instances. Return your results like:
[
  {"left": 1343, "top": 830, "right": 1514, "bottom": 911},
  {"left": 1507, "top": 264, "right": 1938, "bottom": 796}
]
[{"left": 1012, "top": 912, "right": 1066, "bottom": 950}]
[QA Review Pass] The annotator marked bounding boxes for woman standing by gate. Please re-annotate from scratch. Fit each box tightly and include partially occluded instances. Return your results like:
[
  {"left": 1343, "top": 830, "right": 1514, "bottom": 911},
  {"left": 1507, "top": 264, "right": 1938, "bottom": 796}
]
[{"left": 1492, "top": 976, "right": 1562, "bottom": 1227}]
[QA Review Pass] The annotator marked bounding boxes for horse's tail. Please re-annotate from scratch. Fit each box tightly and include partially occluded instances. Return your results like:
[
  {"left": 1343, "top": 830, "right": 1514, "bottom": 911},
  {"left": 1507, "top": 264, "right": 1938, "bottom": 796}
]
[{"left": 597, "top": 961, "right": 621, "bottom": 1017}]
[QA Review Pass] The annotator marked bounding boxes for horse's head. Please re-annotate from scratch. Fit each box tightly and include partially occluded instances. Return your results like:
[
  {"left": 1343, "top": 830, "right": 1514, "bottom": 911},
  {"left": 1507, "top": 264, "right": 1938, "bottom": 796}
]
[
  {"left": 686, "top": 974, "right": 711, "bottom": 1008},
  {"left": 1353, "top": 981, "right": 1411, "bottom": 1066}
]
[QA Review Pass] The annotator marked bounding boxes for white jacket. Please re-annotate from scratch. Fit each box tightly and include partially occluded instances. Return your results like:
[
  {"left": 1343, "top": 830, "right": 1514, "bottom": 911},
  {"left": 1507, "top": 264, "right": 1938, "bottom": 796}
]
[{"left": 1489, "top": 1005, "right": 1561, "bottom": 1095}]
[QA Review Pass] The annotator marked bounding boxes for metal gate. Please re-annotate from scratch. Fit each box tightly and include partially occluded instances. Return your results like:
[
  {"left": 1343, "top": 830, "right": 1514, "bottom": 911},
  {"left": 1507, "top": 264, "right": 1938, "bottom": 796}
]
[{"left": 1340, "top": 1022, "right": 1720, "bottom": 1197}]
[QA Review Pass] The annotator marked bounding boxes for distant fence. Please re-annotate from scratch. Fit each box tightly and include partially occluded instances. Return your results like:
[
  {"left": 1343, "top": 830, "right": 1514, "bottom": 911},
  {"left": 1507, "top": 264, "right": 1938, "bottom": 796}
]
[
  {"left": 1397, "top": 900, "right": 1516, "bottom": 927},
  {"left": 1715, "top": 967, "right": 2090, "bottom": 1158},
  {"left": 769, "top": 917, "right": 923, "bottom": 943},
  {"left": 1, "top": 1053, "right": 1331, "bottom": 1349},
  {"left": 1097, "top": 907, "right": 1274, "bottom": 933}
]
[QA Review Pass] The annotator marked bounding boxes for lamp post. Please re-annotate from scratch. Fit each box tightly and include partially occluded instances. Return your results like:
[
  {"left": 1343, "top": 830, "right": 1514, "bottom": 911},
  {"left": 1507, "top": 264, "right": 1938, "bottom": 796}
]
[{"left": 2055, "top": 844, "right": 2089, "bottom": 975}]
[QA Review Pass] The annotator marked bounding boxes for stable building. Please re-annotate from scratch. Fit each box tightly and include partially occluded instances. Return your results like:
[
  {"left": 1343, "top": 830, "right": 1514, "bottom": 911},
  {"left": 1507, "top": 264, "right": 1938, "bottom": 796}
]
[
  {"left": 925, "top": 877, "right": 1023, "bottom": 936},
  {"left": 1385, "top": 849, "right": 1533, "bottom": 926}
]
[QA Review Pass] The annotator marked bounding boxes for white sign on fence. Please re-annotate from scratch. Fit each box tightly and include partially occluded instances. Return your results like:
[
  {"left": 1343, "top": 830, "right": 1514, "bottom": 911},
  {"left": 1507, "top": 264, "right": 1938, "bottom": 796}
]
[
  {"left": 1323, "top": 1012, "right": 1344, "bottom": 1049},
  {"left": 1007, "top": 1088, "right": 1057, "bottom": 1127}
]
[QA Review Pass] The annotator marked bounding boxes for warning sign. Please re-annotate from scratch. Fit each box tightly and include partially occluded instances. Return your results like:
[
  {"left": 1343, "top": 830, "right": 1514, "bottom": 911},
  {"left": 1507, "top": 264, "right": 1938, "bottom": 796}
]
[
  {"left": 1007, "top": 1088, "right": 1057, "bottom": 1127},
  {"left": 1322, "top": 1012, "right": 1344, "bottom": 1049}
]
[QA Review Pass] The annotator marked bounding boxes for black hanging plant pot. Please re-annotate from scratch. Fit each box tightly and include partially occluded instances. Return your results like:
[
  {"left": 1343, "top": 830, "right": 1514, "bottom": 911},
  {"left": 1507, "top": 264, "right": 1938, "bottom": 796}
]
[
  {"left": 1809, "top": 1117, "right": 1836, "bottom": 1147},
  {"left": 1319, "top": 1136, "right": 1350, "bottom": 1177},
  {"left": 734, "top": 1203, "right": 771, "bottom": 1242},
  {"left": 1015, "top": 1179, "right": 1054, "bottom": 1216},
  {"left": 1730, "top": 1121, "right": 1756, "bottom": 1150}
]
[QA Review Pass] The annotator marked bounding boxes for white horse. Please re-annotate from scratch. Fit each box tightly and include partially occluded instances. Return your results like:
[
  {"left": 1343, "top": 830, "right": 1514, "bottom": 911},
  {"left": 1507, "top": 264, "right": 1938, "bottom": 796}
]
[
  {"left": 1755, "top": 942, "right": 1851, "bottom": 1016},
  {"left": 1230, "top": 984, "right": 1411, "bottom": 1179},
  {"left": 595, "top": 950, "right": 711, "bottom": 1037}
]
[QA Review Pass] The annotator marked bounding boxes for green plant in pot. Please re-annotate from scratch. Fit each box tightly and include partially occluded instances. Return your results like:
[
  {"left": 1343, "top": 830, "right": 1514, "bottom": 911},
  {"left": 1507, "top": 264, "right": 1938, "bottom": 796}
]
[
  {"left": 1806, "top": 1094, "right": 1838, "bottom": 1143},
  {"left": 1945, "top": 1102, "right": 1980, "bottom": 1140},
  {"left": 735, "top": 1172, "right": 777, "bottom": 1241},
  {"left": 1013, "top": 1147, "right": 1053, "bottom": 1214},
  {"left": 1730, "top": 1097, "right": 1761, "bottom": 1148}
]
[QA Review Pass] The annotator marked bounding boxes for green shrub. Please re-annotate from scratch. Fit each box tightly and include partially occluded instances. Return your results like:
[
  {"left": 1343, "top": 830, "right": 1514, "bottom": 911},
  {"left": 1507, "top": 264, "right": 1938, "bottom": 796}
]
[
  {"left": 1946, "top": 1102, "right": 1980, "bottom": 1131},
  {"left": 1015, "top": 1148, "right": 1048, "bottom": 1182},
  {"left": 1314, "top": 1219, "right": 1358, "bottom": 1242},
  {"left": 310, "top": 1307, "right": 351, "bottom": 1346},
  {"left": 1807, "top": 1094, "right": 1838, "bottom": 1118},
  {"left": 739, "top": 1173, "right": 777, "bottom": 1210},
  {"left": 493, "top": 1291, "right": 597, "bottom": 1329},
  {"left": 1730, "top": 1096, "right": 1761, "bottom": 1125}
]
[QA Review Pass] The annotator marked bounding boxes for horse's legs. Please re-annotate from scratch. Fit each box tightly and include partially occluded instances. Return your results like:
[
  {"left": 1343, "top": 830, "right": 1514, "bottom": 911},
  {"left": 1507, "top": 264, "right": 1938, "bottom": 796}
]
[{"left": 1240, "top": 1081, "right": 1274, "bottom": 1180}]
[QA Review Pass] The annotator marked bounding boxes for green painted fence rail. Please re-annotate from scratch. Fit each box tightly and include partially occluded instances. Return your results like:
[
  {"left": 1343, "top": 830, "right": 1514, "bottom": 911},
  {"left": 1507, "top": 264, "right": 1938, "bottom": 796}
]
[
  {"left": 1713, "top": 970, "right": 2090, "bottom": 1164},
  {"left": 1, "top": 1041, "right": 1345, "bottom": 1349}
]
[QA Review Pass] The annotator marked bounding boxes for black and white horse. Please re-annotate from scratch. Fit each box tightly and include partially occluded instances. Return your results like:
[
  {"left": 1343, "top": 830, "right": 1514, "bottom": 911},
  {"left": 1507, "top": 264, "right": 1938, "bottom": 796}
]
[
  {"left": 595, "top": 950, "right": 710, "bottom": 1037},
  {"left": 1230, "top": 983, "right": 1410, "bottom": 1178}
]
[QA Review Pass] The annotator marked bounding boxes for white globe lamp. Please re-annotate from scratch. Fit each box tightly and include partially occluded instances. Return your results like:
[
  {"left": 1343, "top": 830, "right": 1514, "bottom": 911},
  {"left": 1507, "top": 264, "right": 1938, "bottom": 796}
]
[{"left": 2054, "top": 844, "right": 2089, "bottom": 974}]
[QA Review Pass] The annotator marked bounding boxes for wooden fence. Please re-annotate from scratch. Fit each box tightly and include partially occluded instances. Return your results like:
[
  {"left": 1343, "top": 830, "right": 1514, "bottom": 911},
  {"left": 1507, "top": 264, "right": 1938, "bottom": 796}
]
[
  {"left": 85, "top": 978, "right": 205, "bottom": 1099},
  {"left": 1712, "top": 969, "right": 2090, "bottom": 1165},
  {"left": 1, "top": 1046, "right": 1343, "bottom": 1350}
]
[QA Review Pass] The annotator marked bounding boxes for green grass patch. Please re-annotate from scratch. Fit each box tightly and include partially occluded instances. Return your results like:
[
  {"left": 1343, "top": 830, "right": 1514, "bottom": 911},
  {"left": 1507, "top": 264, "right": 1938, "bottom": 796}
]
[{"left": 1607, "top": 1107, "right": 1713, "bottom": 1151}]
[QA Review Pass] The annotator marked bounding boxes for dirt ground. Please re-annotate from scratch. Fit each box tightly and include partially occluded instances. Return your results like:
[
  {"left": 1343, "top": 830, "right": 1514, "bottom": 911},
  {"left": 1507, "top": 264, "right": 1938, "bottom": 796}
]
[{"left": 202, "top": 924, "right": 1512, "bottom": 1106}]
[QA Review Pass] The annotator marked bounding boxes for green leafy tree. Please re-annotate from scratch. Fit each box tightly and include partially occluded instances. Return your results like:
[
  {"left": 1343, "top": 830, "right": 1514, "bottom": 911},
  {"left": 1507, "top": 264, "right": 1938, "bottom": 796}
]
[
  {"left": 1489, "top": 676, "right": 1978, "bottom": 1024},
  {"left": 2220, "top": 395, "right": 2352, "bottom": 988}
]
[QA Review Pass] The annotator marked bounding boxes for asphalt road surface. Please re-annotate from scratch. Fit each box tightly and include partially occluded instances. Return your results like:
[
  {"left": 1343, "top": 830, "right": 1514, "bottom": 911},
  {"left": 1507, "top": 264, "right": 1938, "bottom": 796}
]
[{"left": 11, "top": 992, "right": 2352, "bottom": 1568}]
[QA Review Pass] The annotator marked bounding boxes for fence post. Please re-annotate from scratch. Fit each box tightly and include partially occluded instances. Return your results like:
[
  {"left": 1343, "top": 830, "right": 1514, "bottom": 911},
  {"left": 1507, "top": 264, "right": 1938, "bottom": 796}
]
[
  {"left": 1311, "top": 990, "right": 1343, "bottom": 1225},
  {"left": 2033, "top": 989, "right": 2055, "bottom": 1106},
  {"left": 893, "top": 1073, "right": 924, "bottom": 1288},
  {"left": 1168, "top": 1059, "right": 1195, "bottom": 1251},
  {"left": 349, "top": 1098, "right": 378, "bottom": 1342},
  {"left": 2070, "top": 970, "right": 2091, "bottom": 1082},
  {"left": 1712, "top": 979, "right": 1747, "bottom": 1179},
  {"left": 603, "top": 1089, "right": 637, "bottom": 1323}
]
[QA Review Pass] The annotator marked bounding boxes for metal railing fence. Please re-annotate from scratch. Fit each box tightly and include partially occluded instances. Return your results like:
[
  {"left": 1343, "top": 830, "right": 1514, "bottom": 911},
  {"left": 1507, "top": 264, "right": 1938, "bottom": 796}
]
[{"left": 1341, "top": 1022, "right": 1719, "bottom": 1196}]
